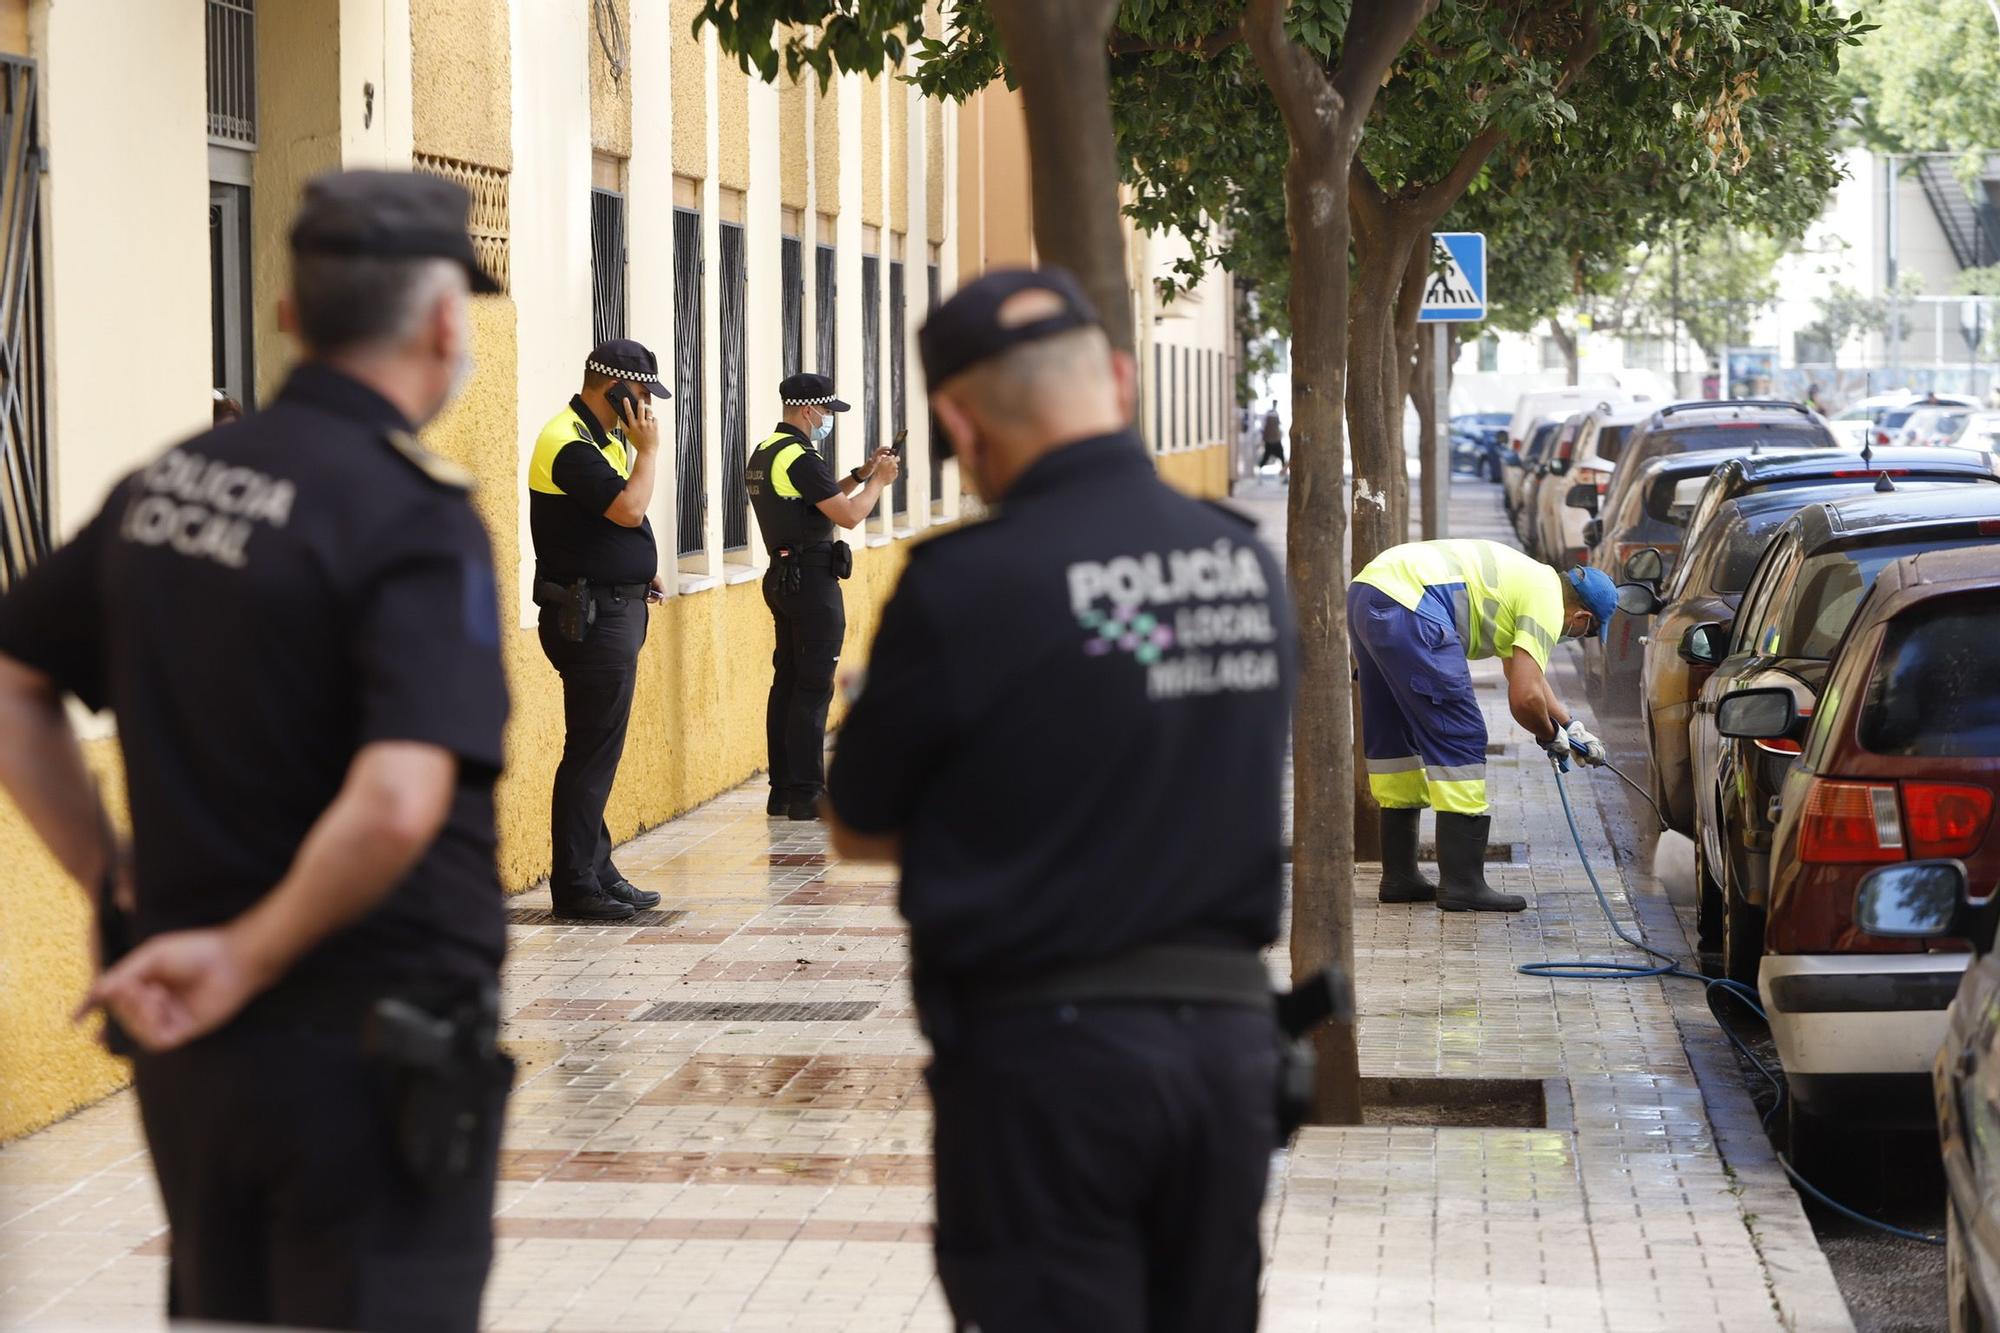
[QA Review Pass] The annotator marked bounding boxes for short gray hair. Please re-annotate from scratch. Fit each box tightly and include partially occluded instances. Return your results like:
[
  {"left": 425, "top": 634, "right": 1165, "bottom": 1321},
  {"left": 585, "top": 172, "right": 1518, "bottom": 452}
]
[{"left": 290, "top": 254, "right": 465, "bottom": 354}]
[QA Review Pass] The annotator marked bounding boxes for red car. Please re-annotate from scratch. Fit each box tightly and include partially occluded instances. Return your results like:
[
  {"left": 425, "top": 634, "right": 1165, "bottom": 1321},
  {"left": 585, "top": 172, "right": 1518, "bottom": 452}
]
[{"left": 1721, "top": 545, "right": 2000, "bottom": 1160}]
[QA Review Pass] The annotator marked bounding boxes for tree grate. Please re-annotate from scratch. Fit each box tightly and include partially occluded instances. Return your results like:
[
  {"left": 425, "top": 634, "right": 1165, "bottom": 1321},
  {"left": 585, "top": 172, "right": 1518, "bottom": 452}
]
[
  {"left": 506, "top": 908, "right": 688, "bottom": 927},
  {"left": 636, "top": 1000, "right": 878, "bottom": 1023}
]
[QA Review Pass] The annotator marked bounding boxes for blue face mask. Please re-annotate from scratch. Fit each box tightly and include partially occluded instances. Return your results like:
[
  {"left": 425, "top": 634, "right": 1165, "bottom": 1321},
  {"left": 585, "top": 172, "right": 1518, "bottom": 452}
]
[{"left": 810, "top": 413, "right": 833, "bottom": 444}]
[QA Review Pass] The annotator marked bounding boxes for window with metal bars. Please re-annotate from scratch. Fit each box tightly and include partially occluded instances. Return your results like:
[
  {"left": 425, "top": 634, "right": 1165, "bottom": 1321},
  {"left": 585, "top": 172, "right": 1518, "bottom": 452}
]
[
  {"left": 1182, "top": 347, "right": 1192, "bottom": 448},
  {"left": 672, "top": 208, "right": 705, "bottom": 557},
  {"left": 889, "top": 259, "right": 906, "bottom": 517},
  {"left": 205, "top": 0, "right": 257, "bottom": 148},
  {"left": 781, "top": 236, "right": 803, "bottom": 378},
  {"left": 815, "top": 243, "right": 837, "bottom": 464},
  {"left": 590, "top": 188, "right": 626, "bottom": 343},
  {"left": 719, "top": 221, "right": 749, "bottom": 551},
  {"left": 862, "top": 255, "right": 880, "bottom": 464},
  {"left": 927, "top": 264, "right": 943, "bottom": 503},
  {"left": 209, "top": 182, "right": 252, "bottom": 408},
  {"left": 1152, "top": 343, "right": 1162, "bottom": 450},
  {"left": 0, "top": 57, "right": 45, "bottom": 592}
]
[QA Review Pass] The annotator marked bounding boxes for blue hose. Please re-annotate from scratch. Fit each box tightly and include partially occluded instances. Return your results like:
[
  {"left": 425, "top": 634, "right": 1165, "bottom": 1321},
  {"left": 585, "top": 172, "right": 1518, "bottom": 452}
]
[{"left": 1520, "top": 752, "right": 1945, "bottom": 1247}]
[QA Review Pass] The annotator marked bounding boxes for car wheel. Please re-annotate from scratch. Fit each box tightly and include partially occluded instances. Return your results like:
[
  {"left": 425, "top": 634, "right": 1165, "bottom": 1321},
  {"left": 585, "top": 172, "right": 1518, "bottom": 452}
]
[
  {"left": 1722, "top": 872, "right": 1764, "bottom": 990},
  {"left": 1950, "top": 1198, "right": 1985, "bottom": 1333},
  {"left": 1693, "top": 838, "right": 1724, "bottom": 955}
]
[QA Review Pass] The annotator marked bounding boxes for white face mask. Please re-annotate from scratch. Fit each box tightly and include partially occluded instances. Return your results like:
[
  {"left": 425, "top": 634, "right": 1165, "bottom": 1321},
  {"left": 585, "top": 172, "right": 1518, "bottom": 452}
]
[
  {"left": 810, "top": 412, "right": 833, "bottom": 444},
  {"left": 440, "top": 293, "right": 475, "bottom": 411}
]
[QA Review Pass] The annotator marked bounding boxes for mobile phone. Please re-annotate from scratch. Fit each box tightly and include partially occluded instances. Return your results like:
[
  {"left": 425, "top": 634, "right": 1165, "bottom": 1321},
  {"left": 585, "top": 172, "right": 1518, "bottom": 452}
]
[
  {"left": 606, "top": 383, "right": 639, "bottom": 421},
  {"left": 891, "top": 428, "right": 908, "bottom": 455}
]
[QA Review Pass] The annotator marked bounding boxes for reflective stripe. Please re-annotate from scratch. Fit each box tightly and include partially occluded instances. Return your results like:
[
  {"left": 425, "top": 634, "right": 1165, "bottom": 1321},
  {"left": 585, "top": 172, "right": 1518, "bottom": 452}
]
[
  {"left": 1365, "top": 755, "right": 1425, "bottom": 775},
  {"left": 1450, "top": 586, "right": 1471, "bottom": 647},
  {"left": 1475, "top": 596, "right": 1503, "bottom": 657},
  {"left": 766, "top": 439, "right": 808, "bottom": 500},
  {"left": 1515, "top": 616, "right": 1557, "bottom": 659},
  {"left": 529, "top": 407, "right": 629, "bottom": 496},
  {"left": 1427, "top": 776, "right": 1489, "bottom": 815},
  {"left": 1368, "top": 768, "right": 1429, "bottom": 808},
  {"left": 1424, "top": 763, "right": 1487, "bottom": 784}
]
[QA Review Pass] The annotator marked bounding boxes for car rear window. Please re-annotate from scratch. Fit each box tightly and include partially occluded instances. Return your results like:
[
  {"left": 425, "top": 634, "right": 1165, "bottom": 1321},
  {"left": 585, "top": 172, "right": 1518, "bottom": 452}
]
[
  {"left": 1664, "top": 422, "right": 1832, "bottom": 453},
  {"left": 1715, "top": 510, "right": 1798, "bottom": 593},
  {"left": 1595, "top": 424, "right": 1634, "bottom": 463},
  {"left": 1643, "top": 471, "right": 1708, "bottom": 523},
  {"left": 1879, "top": 409, "right": 1917, "bottom": 430},
  {"left": 1764, "top": 540, "right": 1960, "bottom": 659},
  {"left": 1525, "top": 423, "right": 1559, "bottom": 461},
  {"left": 1861, "top": 591, "right": 2000, "bottom": 756}
]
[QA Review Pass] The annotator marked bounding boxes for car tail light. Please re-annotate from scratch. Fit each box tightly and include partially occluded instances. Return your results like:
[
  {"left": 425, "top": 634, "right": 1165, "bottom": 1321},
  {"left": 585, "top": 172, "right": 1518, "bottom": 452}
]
[
  {"left": 1797, "top": 780, "right": 1905, "bottom": 864},
  {"left": 1829, "top": 469, "right": 1912, "bottom": 478},
  {"left": 1903, "top": 783, "right": 1994, "bottom": 858},
  {"left": 1576, "top": 465, "right": 1612, "bottom": 495}
]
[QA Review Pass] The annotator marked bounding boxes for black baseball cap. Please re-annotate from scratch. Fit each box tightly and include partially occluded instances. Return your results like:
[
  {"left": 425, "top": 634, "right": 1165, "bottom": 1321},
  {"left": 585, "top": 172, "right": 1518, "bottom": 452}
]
[
  {"left": 586, "top": 339, "right": 670, "bottom": 399},
  {"left": 780, "top": 372, "right": 849, "bottom": 411},
  {"left": 919, "top": 267, "right": 1101, "bottom": 387},
  {"left": 290, "top": 170, "right": 503, "bottom": 294}
]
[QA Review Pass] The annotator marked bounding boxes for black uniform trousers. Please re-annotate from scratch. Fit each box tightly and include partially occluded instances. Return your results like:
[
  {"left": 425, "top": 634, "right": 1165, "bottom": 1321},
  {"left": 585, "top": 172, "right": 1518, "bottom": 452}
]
[
  {"left": 133, "top": 1020, "right": 503, "bottom": 1331},
  {"left": 538, "top": 591, "right": 648, "bottom": 902},
  {"left": 926, "top": 1003, "right": 1279, "bottom": 1333},
  {"left": 763, "top": 564, "right": 845, "bottom": 800}
]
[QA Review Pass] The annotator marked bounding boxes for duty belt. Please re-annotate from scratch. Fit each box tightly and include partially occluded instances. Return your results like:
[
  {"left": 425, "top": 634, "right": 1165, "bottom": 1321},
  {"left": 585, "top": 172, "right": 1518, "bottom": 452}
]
[
  {"left": 772, "top": 542, "right": 836, "bottom": 568},
  {"left": 968, "top": 943, "right": 1276, "bottom": 1014},
  {"left": 542, "top": 575, "right": 649, "bottom": 600}
]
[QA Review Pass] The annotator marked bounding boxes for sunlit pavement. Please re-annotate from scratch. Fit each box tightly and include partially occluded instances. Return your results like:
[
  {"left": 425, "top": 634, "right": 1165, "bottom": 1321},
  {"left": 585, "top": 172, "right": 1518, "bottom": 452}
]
[{"left": 0, "top": 473, "right": 1852, "bottom": 1331}]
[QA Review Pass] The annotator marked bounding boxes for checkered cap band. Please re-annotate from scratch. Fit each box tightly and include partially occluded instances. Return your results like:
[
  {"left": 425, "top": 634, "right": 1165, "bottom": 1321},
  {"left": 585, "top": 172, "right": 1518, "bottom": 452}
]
[
  {"left": 782, "top": 394, "right": 838, "bottom": 405},
  {"left": 587, "top": 359, "right": 665, "bottom": 386}
]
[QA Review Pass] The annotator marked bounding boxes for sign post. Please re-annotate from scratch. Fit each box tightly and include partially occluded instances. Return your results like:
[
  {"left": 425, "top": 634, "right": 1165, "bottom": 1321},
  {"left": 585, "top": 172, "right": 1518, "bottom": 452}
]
[{"left": 1417, "top": 232, "right": 1486, "bottom": 540}]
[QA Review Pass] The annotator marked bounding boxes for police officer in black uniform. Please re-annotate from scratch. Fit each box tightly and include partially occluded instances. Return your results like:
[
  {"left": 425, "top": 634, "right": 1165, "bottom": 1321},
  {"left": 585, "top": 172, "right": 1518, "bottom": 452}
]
[
  {"left": 528, "top": 339, "right": 671, "bottom": 920},
  {"left": 825, "top": 269, "right": 1300, "bottom": 1332},
  {"left": 0, "top": 171, "right": 513, "bottom": 1329},
  {"left": 746, "top": 372, "right": 898, "bottom": 819}
]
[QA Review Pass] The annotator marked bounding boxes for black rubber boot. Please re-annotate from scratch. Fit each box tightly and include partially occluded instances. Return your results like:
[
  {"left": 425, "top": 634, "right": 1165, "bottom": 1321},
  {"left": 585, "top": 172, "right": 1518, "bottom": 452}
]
[
  {"left": 1378, "top": 807, "right": 1436, "bottom": 904},
  {"left": 1435, "top": 812, "right": 1525, "bottom": 913},
  {"left": 602, "top": 878, "right": 661, "bottom": 909},
  {"left": 550, "top": 888, "right": 637, "bottom": 922},
  {"left": 766, "top": 789, "right": 786, "bottom": 817}
]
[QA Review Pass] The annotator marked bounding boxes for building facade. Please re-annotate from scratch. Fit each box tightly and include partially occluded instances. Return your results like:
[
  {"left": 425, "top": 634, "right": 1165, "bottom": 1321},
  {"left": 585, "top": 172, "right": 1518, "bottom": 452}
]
[{"left": 0, "top": 0, "right": 1240, "bottom": 1140}]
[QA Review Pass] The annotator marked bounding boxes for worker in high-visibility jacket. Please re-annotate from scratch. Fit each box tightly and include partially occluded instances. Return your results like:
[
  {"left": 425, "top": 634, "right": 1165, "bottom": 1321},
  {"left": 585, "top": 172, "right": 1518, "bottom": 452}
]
[{"left": 1349, "top": 540, "right": 1618, "bottom": 912}]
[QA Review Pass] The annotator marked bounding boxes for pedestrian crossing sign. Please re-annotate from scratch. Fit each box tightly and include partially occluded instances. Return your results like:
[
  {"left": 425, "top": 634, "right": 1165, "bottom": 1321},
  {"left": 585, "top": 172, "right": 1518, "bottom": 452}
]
[{"left": 1418, "top": 232, "right": 1486, "bottom": 323}]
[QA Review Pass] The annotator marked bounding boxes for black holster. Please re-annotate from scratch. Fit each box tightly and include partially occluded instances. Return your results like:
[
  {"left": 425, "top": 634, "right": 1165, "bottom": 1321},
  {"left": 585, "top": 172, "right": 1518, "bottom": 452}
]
[
  {"left": 830, "top": 540, "right": 853, "bottom": 580},
  {"left": 362, "top": 990, "right": 515, "bottom": 1191},
  {"left": 534, "top": 577, "right": 596, "bottom": 643}
]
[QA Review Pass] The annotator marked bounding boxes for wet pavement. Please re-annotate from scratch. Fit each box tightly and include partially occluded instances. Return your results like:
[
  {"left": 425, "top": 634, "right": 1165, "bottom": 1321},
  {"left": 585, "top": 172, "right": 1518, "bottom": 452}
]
[{"left": 0, "top": 474, "right": 1858, "bottom": 1331}]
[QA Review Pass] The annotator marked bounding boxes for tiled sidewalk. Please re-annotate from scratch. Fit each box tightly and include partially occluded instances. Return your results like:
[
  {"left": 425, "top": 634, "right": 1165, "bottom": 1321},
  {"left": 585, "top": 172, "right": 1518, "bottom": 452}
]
[{"left": 0, "top": 478, "right": 1851, "bottom": 1331}]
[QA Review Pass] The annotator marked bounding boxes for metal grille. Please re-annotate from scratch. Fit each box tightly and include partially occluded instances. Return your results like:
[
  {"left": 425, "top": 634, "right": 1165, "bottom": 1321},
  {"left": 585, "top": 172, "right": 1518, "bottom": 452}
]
[
  {"left": 637, "top": 1000, "right": 877, "bottom": 1023},
  {"left": 414, "top": 154, "right": 509, "bottom": 292},
  {"left": 506, "top": 908, "right": 688, "bottom": 927},
  {"left": 927, "top": 264, "right": 943, "bottom": 503},
  {"left": 0, "top": 58, "right": 46, "bottom": 592},
  {"left": 673, "top": 208, "right": 705, "bottom": 556},
  {"left": 719, "top": 221, "right": 749, "bottom": 551},
  {"left": 209, "top": 182, "right": 253, "bottom": 408},
  {"left": 1152, "top": 343, "right": 1162, "bottom": 448},
  {"left": 1182, "top": 347, "right": 1192, "bottom": 447},
  {"left": 205, "top": 0, "right": 257, "bottom": 147},
  {"left": 590, "top": 188, "right": 626, "bottom": 342},
  {"left": 889, "top": 259, "right": 906, "bottom": 517},
  {"left": 862, "top": 255, "right": 880, "bottom": 460},
  {"left": 781, "top": 236, "right": 803, "bottom": 377},
  {"left": 815, "top": 243, "right": 837, "bottom": 465}
]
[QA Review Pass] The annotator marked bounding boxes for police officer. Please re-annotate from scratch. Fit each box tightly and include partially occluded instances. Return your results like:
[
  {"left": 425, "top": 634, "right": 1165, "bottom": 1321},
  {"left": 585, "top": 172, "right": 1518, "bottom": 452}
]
[
  {"left": 528, "top": 339, "right": 671, "bottom": 920},
  {"left": 1349, "top": 539, "right": 1616, "bottom": 912},
  {"left": 825, "top": 269, "right": 1298, "bottom": 1331},
  {"left": 0, "top": 171, "right": 512, "bottom": 1328},
  {"left": 747, "top": 372, "right": 898, "bottom": 819}
]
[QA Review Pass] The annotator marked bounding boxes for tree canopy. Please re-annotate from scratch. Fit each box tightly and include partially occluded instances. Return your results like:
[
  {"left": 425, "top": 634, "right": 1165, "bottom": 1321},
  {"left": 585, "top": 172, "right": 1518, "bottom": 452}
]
[{"left": 1844, "top": 0, "right": 1998, "bottom": 174}]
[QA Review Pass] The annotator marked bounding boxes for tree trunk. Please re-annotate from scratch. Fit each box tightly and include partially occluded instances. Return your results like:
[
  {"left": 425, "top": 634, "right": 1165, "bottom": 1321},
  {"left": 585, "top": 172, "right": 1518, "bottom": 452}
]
[
  {"left": 1548, "top": 316, "right": 1579, "bottom": 387},
  {"left": 986, "top": 0, "right": 1134, "bottom": 355},
  {"left": 1413, "top": 328, "right": 1437, "bottom": 538},
  {"left": 1246, "top": 0, "right": 1432, "bottom": 1128}
]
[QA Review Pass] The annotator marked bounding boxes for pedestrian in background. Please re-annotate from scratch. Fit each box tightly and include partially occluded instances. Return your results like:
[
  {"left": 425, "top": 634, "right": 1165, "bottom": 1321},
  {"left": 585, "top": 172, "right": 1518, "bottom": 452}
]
[
  {"left": 0, "top": 170, "right": 514, "bottom": 1330},
  {"left": 1259, "top": 398, "right": 1288, "bottom": 479},
  {"left": 527, "top": 339, "right": 671, "bottom": 921},
  {"left": 826, "top": 269, "right": 1297, "bottom": 1331}
]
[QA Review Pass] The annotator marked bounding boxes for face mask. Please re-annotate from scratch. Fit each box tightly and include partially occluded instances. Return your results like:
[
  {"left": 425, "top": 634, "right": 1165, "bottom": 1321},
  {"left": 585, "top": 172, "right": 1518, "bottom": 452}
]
[
  {"left": 810, "top": 413, "right": 833, "bottom": 444},
  {"left": 436, "top": 293, "right": 475, "bottom": 416}
]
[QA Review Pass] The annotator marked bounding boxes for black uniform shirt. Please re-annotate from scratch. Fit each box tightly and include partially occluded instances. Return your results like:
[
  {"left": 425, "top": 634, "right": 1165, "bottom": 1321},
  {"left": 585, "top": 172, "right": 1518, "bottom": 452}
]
[
  {"left": 746, "top": 423, "right": 841, "bottom": 551},
  {"left": 828, "top": 432, "right": 1297, "bottom": 982},
  {"left": 528, "top": 395, "right": 658, "bottom": 584},
  {"left": 0, "top": 363, "right": 511, "bottom": 997}
]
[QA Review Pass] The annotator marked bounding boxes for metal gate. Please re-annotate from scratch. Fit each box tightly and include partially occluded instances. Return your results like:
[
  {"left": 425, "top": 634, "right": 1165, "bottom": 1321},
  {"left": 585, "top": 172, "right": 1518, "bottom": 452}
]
[
  {"left": 672, "top": 208, "right": 705, "bottom": 556},
  {"left": 0, "top": 57, "right": 46, "bottom": 591},
  {"left": 781, "top": 235, "right": 803, "bottom": 378},
  {"left": 719, "top": 221, "right": 749, "bottom": 551},
  {"left": 815, "top": 243, "right": 836, "bottom": 462},
  {"left": 590, "top": 188, "right": 626, "bottom": 343},
  {"left": 888, "top": 259, "right": 906, "bottom": 518}
]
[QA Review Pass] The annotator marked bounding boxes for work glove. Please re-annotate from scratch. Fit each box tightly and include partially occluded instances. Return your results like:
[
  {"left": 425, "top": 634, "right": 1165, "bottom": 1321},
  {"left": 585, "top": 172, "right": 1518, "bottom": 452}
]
[{"left": 1563, "top": 720, "right": 1608, "bottom": 767}]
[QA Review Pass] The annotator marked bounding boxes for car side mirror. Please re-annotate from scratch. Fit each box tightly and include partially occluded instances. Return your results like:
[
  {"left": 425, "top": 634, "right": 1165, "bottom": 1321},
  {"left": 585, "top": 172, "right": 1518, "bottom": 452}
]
[
  {"left": 1621, "top": 547, "right": 1666, "bottom": 584},
  {"left": 1679, "top": 621, "right": 1728, "bottom": 667},
  {"left": 1583, "top": 518, "right": 1603, "bottom": 548},
  {"left": 1855, "top": 861, "right": 1969, "bottom": 939},
  {"left": 1716, "top": 686, "right": 1799, "bottom": 740},
  {"left": 1616, "top": 582, "right": 1662, "bottom": 616},
  {"left": 1564, "top": 482, "right": 1599, "bottom": 513}
]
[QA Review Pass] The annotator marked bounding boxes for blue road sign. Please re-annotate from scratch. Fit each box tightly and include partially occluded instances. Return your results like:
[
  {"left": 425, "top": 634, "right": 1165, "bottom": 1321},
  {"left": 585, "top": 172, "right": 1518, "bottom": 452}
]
[{"left": 1418, "top": 231, "right": 1486, "bottom": 323}]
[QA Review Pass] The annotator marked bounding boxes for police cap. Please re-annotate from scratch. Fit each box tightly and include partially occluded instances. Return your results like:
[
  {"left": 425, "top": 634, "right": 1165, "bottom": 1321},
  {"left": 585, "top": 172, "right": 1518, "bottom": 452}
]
[
  {"left": 780, "top": 372, "right": 849, "bottom": 411},
  {"left": 586, "top": 338, "right": 671, "bottom": 400},
  {"left": 290, "top": 169, "right": 503, "bottom": 294},
  {"left": 918, "top": 267, "right": 1101, "bottom": 388}
]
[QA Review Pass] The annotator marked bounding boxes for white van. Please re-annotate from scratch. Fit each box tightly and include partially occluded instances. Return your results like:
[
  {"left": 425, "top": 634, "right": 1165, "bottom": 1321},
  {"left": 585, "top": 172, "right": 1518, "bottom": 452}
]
[{"left": 1504, "top": 386, "right": 1650, "bottom": 461}]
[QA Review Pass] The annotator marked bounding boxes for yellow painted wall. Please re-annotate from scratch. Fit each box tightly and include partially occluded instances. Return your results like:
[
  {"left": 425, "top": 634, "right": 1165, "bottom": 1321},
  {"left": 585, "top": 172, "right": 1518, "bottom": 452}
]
[
  {"left": 0, "top": 0, "right": 26, "bottom": 56},
  {"left": 861, "top": 75, "right": 882, "bottom": 228},
  {"left": 715, "top": 33, "right": 748, "bottom": 192},
  {"left": 252, "top": 0, "right": 343, "bottom": 405},
  {"left": 926, "top": 95, "right": 945, "bottom": 244},
  {"left": 779, "top": 78, "right": 807, "bottom": 212},
  {"left": 409, "top": 0, "right": 512, "bottom": 168},
  {"left": 1154, "top": 443, "right": 1231, "bottom": 500},
  {"left": 588, "top": 0, "right": 632, "bottom": 157},
  {"left": 955, "top": 92, "right": 981, "bottom": 278},
  {"left": 812, "top": 71, "right": 838, "bottom": 213},
  {"left": 889, "top": 70, "right": 907, "bottom": 228},
  {"left": 671, "top": 0, "right": 704, "bottom": 178}
]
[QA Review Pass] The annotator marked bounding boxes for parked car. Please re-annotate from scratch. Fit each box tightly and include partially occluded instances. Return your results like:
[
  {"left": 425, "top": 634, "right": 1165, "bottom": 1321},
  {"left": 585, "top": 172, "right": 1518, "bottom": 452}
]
[
  {"left": 1961, "top": 411, "right": 2000, "bottom": 455},
  {"left": 1518, "top": 412, "right": 1589, "bottom": 555},
  {"left": 1533, "top": 403, "right": 1653, "bottom": 569},
  {"left": 1825, "top": 392, "right": 1929, "bottom": 450},
  {"left": 1865, "top": 858, "right": 2000, "bottom": 1333},
  {"left": 1686, "top": 485, "right": 2000, "bottom": 986},
  {"left": 1731, "top": 547, "right": 2000, "bottom": 1164},
  {"left": 1503, "top": 416, "right": 1564, "bottom": 524},
  {"left": 1866, "top": 393, "right": 1982, "bottom": 451},
  {"left": 1897, "top": 405, "right": 1977, "bottom": 449},
  {"left": 1595, "top": 401, "right": 1838, "bottom": 565},
  {"left": 1450, "top": 411, "right": 1511, "bottom": 479},
  {"left": 1504, "top": 386, "right": 1646, "bottom": 471}
]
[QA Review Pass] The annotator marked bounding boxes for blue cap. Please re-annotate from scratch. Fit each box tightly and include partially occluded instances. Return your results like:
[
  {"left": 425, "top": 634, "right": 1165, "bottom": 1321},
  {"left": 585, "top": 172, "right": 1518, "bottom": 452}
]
[{"left": 1567, "top": 566, "right": 1618, "bottom": 642}]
